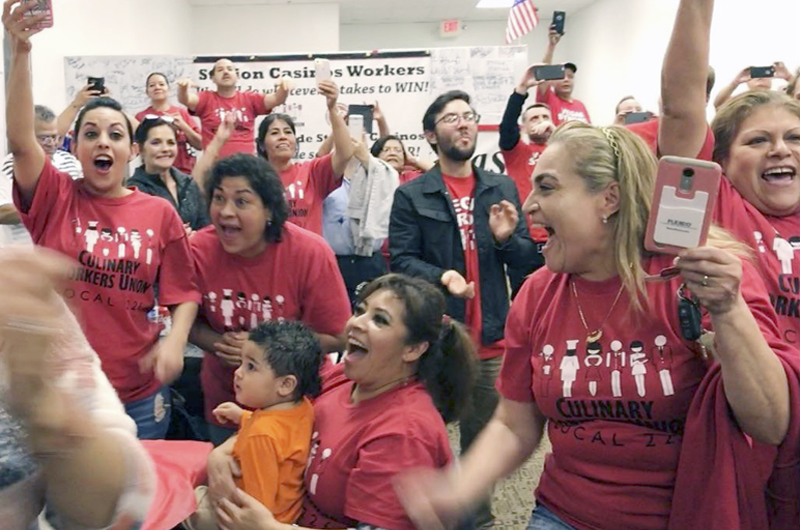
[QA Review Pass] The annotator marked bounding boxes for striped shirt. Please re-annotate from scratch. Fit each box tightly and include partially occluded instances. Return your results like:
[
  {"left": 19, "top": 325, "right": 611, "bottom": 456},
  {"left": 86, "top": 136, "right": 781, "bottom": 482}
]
[{"left": 0, "top": 151, "right": 83, "bottom": 247}]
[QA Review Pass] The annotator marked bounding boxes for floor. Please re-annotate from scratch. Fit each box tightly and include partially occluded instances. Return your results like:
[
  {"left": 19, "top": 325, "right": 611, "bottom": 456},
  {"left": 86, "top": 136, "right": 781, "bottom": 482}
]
[{"left": 449, "top": 425, "right": 551, "bottom": 530}]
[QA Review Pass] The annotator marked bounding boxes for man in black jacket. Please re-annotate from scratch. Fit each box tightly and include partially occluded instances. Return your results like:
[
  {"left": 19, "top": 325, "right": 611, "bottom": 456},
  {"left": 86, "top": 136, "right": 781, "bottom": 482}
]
[{"left": 389, "top": 90, "right": 542, "bottom": 528}]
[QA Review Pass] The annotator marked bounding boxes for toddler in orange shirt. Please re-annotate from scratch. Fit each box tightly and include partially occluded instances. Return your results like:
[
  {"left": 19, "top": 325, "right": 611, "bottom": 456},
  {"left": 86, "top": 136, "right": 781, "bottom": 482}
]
[{"left": 188, "top": 321, "right": 321, "bottom": 530}]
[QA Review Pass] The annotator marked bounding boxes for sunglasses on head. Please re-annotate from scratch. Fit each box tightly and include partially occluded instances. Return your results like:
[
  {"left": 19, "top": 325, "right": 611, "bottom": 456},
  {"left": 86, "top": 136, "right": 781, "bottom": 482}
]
[{"left": 142, "top": 114, "right": 175, "bottom": 124}]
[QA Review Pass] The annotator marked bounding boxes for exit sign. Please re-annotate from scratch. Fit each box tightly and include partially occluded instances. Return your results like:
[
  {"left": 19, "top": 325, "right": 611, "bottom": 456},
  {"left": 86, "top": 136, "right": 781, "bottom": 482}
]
[{"left": 440, "top": 19, "right": 462, "bottom": 37}]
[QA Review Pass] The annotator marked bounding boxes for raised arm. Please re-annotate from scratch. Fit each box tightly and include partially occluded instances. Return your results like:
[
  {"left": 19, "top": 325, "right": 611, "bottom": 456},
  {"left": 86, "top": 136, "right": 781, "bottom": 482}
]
[
  {"left": 263, "top": 78, "right": 291, "bottom": 111},
  {"left": 537, "top": 28, "right": 561, "bottom": 98},
  {"left": 712, "top": 67, "right": 749, "bottom": 110},
  {"left": 500, "top": 69, "right": 541, "bottom": 151},
  {"left": 373, "top": 100, "right": 391, "bottom": 137},
  {"left": 3, "top": 0, "right": 47, "bottom": 200},
  {"left": 191, "top": 112, "right": 235, "bottom": 189},
  {"left": 658, "top": 0, "right": 714, "bottom": 158},
  {"left": 319, "top": 80, "right": 355, "bottom": 175},
  {"left": 56, "top": 84, "right": 102, "bottom": 137},
  {"left": 177, "top": 78, "right": 199, "bottom": 111}
]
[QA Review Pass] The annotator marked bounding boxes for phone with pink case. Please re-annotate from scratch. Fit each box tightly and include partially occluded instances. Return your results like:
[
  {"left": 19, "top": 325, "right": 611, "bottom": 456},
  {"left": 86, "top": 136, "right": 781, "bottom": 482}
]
[{"left": 644, "top": 156, "right": 721, "bottom": 255}]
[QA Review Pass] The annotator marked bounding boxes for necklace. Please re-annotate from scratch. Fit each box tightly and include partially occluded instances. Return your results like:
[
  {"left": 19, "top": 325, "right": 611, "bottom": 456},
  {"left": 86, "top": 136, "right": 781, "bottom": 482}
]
[
  {"left": 352, "top": 374, "right": 414, "bottom": 404},
  {"left": 570, "top": 279, "right": 625, "bottom": 343}
]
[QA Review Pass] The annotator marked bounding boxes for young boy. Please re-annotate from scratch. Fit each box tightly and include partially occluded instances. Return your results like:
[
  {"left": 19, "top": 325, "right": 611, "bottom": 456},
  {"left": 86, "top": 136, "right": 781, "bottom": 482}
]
[{"left": 188, "top": 321, "right": 321, "bottom": 530}]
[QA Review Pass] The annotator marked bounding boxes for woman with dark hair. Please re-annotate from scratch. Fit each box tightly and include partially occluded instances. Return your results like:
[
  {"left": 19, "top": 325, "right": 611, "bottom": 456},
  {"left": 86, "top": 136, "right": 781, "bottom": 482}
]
[
  {"left": 128, "top": 116, "right": 209, "bottom": 233},
  {"left": 207, "top": 273, "right": 476, "bottom": 530},
  {"left": 255, "top": 81, "right": 354, "bottom": 235},
  {"left": 136, "top": 72, "right": 203, "bottom": 174},
  {"left": 369, "top": 134, "right": 433, "bottom": 184},
  {"left": 5, "top": 4, "right": 199, "bottom": 439},
  {"left": 188, "top": 150, "right": 351, "bottom": 445}
]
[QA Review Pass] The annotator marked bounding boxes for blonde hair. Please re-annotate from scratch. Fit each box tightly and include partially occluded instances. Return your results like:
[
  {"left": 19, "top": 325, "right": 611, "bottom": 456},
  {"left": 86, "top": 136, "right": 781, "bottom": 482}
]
[
  {"left": 548, "top": 122, "right": 656, "bottom": 313},
  {"left": 712, "top": 90, "right": 800, "bottom": 165},
  {"left": 548, "top": 123, "right": 751, "bottom": 314}
]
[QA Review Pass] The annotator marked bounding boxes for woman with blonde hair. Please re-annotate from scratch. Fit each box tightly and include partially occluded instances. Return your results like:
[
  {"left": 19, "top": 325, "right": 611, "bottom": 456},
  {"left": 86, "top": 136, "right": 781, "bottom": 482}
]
[{"left": 396, "top": 121, "right": 798, "bottom": 530}]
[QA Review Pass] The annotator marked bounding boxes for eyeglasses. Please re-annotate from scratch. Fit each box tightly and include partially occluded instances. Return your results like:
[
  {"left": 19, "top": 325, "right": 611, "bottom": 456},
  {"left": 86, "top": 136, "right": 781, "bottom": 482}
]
[
  {"left": 435, "top": 112, "right": 481, "bottom": 126},
  {"left": 380, "top": 145, "right": 404, "bottom": 154},
  {"left": 142, "top": 114, "right": 175, "bottom": 124},
  {"left": 36, "top": 134, "right": 60, "bottom": 144}
]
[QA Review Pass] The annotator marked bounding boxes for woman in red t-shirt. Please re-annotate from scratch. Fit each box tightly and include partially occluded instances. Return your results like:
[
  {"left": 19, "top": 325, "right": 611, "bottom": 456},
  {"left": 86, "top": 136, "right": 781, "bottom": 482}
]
[
  {"left": 207, "top": 274, "right": 476, "bottom": 530},
  {"left": 395, "top": 122, "right": 798, "bottom": 530},
  {"left": 187, "top": 154, "right": 352, "bottom": 445},
  {"left": 5, "top": 13, "right": 199, "bottom": 439},
  {"left": 135, "top": 72, "right": 203, "bottom": 174},
  {"left": 708, "top": 92, "right": 800, "bottom": 347},
  {"left": 254, "top": 81, "right": 353, "bottom": 235}
]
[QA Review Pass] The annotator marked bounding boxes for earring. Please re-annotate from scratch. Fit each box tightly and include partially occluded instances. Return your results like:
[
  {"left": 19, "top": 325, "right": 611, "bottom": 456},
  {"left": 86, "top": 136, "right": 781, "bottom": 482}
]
[{"left": 601, "top": 215, "right": 608, "bottom": 224}]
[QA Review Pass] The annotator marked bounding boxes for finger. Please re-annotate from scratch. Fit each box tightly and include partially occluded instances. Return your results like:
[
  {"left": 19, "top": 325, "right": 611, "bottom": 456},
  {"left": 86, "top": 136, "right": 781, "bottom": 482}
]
[
  {"left": 216, "top": 501, "right": 235, "bottom": 525},
  {"left": 230, "top": 457, "right": 242, "bottom": 477},
  {"left": 489, "top": 204, "right": 501, "bottom": 216},
  {"left": 466, "top": 282, "right": 476, "bottom": 299},
  {"left": 214, "top": 342, "right": 241, "bottom": 355}
]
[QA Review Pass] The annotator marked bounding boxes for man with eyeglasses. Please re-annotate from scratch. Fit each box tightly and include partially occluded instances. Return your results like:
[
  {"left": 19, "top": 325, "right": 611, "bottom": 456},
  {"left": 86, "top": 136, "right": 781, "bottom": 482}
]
[
  {"left": 389, "top": 90, "right": 542, "bottom": 529},
  {"left": 0, "top": 105, "right": 82, "bottom": 247}
]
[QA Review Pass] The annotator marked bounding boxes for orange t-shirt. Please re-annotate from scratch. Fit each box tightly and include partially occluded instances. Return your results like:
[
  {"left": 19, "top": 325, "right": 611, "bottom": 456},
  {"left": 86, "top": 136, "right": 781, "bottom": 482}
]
[{"left": 233, "top": 398, "right": 315, "bottom": 523}]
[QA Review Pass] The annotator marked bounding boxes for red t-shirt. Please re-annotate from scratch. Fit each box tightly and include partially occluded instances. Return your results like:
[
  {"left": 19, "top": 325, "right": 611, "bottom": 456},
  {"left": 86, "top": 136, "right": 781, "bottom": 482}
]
[
  {"left": 279, "top": 155, "right": 342, "bottom": 235},
  {"left": 399, "top": 169, "right": 422, "bottom": 185},
  {"left": 135, "top": 105, "right": 199, "bottom": 174},
  {"left": 497, "top": 254, "right": 783, "bottom": 530},
  {"left": 298, "top": 363, "right": 452, "bottom": 530},
  {"left": 536, "top": 87, "right": 591, "bottom": 126},
  {"left": 14, "top": 161, "right": 198, "bottom": 402},
  {"left": 190, "top": 223, "right": 350, "bottom": 423},
  {"left": 625, "top": 118, "right": 715, "bottom": 161},
  {"left": 713, "top": 177, "right": 800, "bottom": 347},
  {"left": 193, "top": 90, "right": 270, "bottom": 158},
  {"left": 502, "top": 141, "right": 549, "bottom": 242},
  {"left": 442, "top": 174, "right": 504, "bottom": 360}
]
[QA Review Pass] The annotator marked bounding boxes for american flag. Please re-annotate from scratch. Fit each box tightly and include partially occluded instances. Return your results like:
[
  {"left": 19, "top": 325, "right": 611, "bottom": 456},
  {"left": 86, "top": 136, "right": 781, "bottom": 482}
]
[{"left": 505, "top": 0, "right": 539, "bottom": 44}]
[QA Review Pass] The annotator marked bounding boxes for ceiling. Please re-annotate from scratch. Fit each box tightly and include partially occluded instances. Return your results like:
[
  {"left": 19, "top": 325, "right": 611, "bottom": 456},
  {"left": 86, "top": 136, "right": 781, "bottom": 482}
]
[{"left": 187, "top": 0, "right": 599, "bottom": 24}]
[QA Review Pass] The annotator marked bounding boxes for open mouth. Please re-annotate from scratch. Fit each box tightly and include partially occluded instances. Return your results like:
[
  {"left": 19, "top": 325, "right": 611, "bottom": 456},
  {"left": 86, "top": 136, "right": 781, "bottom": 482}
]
[
  {"left": 762, "top": 166, "right": 796, "bottom": 185},
  {"left": 218, "top": 225, "right": 241, "bottom": 242},
  {"left": 94, "top": 155, "right": 113, "bottom": 173},
  {"left": 345, "top": 336, "right": 369, "bottom": 359}
]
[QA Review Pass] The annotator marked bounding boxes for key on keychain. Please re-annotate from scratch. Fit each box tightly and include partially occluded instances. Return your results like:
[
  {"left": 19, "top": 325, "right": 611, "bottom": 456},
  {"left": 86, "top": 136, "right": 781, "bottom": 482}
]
[
  {"left": 677, "top": 284, "right": 703, "bottom": 341},
  {"left": 677, "top": 284, "right": 710, "bottom": 358}
]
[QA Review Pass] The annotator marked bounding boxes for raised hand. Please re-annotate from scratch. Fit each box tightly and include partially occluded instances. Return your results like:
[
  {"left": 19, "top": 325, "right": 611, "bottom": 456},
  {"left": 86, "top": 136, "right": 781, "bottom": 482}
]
[
  {"left": 441, "top": 270, "right": 475, "bottom": 299},
  {"left": 2, "top": 0, "right": 48, "bottom": 52},
  {"left": 489, "top": 200, "right": 519, "bottom": 244}
]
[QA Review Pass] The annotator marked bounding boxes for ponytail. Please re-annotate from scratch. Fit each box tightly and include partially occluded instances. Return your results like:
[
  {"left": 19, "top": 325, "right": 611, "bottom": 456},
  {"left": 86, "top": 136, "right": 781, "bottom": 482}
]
[
  {"left": 356, "top": 274, "right": 477, "bottom": 423},
  {"left": 418, "top": 318, "right": 476, "bottom": 423}
]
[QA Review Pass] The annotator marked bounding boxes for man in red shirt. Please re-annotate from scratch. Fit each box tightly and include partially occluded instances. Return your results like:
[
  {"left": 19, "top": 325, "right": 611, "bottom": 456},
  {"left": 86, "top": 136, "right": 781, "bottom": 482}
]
[
  {"left": 178, "top": 58, "right": 289, "bottom": 158},
  {"left": 535, "top": 27, "right": 591, "bottom": 125},
  {"left": 389, "top": 90, "right": 541, "bottom": 528}
]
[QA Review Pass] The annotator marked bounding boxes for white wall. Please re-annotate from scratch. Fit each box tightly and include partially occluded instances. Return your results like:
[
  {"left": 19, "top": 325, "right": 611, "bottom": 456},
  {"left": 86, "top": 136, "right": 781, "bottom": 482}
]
[
  {"left": 341, "top": 18, "right": 550, "bottom": 63},
  {"left": 191, "top": 4, "right": 340, "bottom": 56},
  {"left": 565, "top": 0, "right": 800, "bottom": 125},
  {"left": 30, "top": 0, "right": 193, "bottom": 113}
]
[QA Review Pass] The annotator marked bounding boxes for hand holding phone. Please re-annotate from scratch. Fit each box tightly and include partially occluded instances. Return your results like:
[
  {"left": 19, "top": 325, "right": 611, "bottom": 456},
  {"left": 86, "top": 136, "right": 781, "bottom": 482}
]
[
  {"left": 314, "top": 58, "right": 332, "bottom": 86},
  {"left": 27, "top": 0, "right": 53, "bottom": 30},
  {"left": 348, "top": 114, "right": 365, "bottom": 139},
  {"left": 88, "top": 77, "right": 105, "bottom": 93},
  {"left": 532, "top": 64, "right": 566, "bottom": 81},
  {"left": 749, "top": 65, "right": 775, "bottom": 79},
  {"left": 552, "top": 11, "right": 566, "bottom": 35},
  {"left": 644, "top": 157, "right": 722, "bottom": 255}
]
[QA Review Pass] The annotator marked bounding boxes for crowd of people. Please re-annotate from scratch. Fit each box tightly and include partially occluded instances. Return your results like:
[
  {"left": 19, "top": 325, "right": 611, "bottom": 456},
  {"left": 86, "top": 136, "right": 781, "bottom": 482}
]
[{"left": 0, "top": 0, "right": 797, "bottom": 529}]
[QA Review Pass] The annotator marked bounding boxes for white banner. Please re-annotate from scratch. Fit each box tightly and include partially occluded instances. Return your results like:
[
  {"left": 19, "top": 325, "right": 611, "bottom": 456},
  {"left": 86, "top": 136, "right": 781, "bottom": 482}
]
[{"left": 191, "top": 53, "right": 433, "bottom": 160}]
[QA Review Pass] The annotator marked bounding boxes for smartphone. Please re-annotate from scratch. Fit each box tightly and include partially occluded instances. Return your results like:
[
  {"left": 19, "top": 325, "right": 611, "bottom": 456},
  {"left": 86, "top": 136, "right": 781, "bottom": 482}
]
[
  {"left": 623, "top": 111, "right": 654, "bottom": 125},
  {"left": 348, "top": 114, "right": 364, "bottom": 139},
  {"left": 552, "top": 11, "right": 566, "bottom": 35},
  {"left": 27, "top": 0, "right": 53, "bottom": 29},
  {"left": 88, "top": 76, "right": 105, "bottom": 93},
  {"left": 314, "top": 58, "right": 332, "bottom": 86},
  {"left": 532, "top": 64, "right": 566, "bottom": 81},
  {"left": 347, "top": 104, "right": 374, "bottom": 135},
  {"left": 645, "top": 156, "right": 722, "bottom": 255},
  {"left": 750, "top": 65, "right": 775, "bottom": 79}
]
